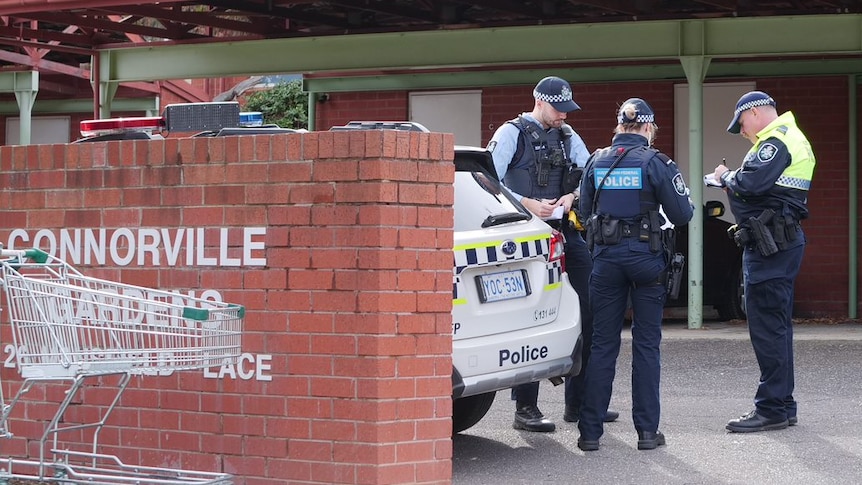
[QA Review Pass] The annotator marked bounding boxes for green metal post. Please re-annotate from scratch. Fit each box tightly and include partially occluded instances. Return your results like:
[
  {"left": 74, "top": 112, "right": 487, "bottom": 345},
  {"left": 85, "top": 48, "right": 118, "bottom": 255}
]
[
  {"left": 307, "top": 92, "right": 317, "bottom": 131},
  {"left": 849, "top": 75, "right": 858, "bottom": 318},
  {"left": 680, "top": 56, "right": 711, "bottom": 329}
]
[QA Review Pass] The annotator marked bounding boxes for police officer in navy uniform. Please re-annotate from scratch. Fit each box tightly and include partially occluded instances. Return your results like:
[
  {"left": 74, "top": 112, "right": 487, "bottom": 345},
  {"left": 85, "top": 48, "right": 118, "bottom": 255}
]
[
  {"left": 488, "top": 76, "right": 619, "bottom": 432},
  {"left": 712, "top": 91, "right": 815, "bottom": 433},
  {"left": 576, "top": 98, "right": 693, "bottom": 451}
]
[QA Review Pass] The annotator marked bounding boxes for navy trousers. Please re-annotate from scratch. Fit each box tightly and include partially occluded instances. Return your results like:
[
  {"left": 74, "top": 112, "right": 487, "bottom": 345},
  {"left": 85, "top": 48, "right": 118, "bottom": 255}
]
[
  {"left": 743, "top": 241, "right": 804, "bottom": 421},
  {"left": 578, "top": 240, "right": 666, "bottom": 440},
  {"left": 511, "top": 230, "right": 593, "bottom": 408}
]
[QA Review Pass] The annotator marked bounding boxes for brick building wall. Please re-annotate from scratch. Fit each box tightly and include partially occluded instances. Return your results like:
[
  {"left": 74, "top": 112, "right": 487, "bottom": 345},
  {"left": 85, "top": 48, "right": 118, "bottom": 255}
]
[
  {"left": 0, "top": 130, "right": 456, "bottom": 484},
  {"left": 316, "top": 75, "right": 853, "bottom": 318}
]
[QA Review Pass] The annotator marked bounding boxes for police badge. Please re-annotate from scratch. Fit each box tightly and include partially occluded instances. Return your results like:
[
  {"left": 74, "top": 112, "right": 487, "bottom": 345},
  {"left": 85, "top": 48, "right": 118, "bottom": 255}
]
[
  {"left": 672, "top": 173, "right": 688, "bottom": 196},
  {"left": 757, "top": 143, "right": 778, "bottom": 163}
]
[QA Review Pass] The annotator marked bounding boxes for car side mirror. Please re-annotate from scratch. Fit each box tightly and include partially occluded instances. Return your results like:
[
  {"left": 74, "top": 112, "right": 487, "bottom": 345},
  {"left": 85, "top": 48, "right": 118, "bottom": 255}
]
[{"left": 704, "top": 200, "right": 725, "bottom": 219}]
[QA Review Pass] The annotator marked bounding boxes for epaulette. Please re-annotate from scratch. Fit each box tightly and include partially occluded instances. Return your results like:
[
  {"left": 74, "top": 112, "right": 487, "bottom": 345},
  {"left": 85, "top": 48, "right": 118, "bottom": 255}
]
[
  {"left": 594, "top": 147, "right": 613, "bottom": 159},
  {"left": 507, "top": 116, "right": 542, "bottom": 141},
  {"left": 641, "top": 146, "right": 672, "bottom": 165}
]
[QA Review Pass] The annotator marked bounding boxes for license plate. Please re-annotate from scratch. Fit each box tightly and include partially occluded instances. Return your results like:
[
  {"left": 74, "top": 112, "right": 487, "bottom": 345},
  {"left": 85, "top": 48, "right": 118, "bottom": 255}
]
[{"left": 476, "top": 270, "right": 530, "bottom": 303}]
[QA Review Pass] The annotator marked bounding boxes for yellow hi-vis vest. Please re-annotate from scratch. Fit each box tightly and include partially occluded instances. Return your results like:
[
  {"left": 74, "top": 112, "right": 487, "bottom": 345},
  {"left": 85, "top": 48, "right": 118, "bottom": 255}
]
[{"left": 752, "top": 111, "right": 815, "bottom": 191}]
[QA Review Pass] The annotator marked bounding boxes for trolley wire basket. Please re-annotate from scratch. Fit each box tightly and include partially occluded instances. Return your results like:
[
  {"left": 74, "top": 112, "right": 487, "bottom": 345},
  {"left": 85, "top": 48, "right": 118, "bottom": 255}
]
[{"left": 0, "top": 247, "right": 243, "bottom": 484}]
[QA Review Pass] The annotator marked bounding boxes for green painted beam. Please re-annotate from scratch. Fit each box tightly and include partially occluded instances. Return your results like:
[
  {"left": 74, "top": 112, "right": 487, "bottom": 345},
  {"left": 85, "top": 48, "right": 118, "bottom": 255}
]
[
  {"left": 0, "top": 97, "right": 158, "bottom": 115},
  {"left": 98, "top": 15, "right": 862, "bottom": 83},
  {"left": 302, "top": 58, "right": 862, "bottom": 93},
  {"left": 0, "top": 71, "right": 38, "bottom": 92}
]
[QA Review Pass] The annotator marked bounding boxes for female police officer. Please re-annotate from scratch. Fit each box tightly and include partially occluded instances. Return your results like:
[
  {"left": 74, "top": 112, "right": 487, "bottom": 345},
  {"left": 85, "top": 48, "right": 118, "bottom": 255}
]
[{"left": 576, "top": 98, "right": 693, "bottom": 451}]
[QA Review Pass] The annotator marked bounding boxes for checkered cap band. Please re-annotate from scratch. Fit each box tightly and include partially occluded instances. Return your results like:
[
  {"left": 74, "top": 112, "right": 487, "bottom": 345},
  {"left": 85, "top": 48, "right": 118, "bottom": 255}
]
[
  {"left": 617, "top": 113, "right": 655, "bottom": 124},
  {"left": 533, "top": 86, "right": 572, "bottom": 104},
  {"left": 734, "top": 96, "right": 775, "bottom": 116}
]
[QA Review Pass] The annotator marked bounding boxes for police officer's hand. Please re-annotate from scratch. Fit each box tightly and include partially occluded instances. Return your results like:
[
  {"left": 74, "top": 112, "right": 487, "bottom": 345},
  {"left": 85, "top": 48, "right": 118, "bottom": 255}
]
[
  {"left": 521, "top": 193, "right": 576, "bottom": 219},
  {"left": 549, "top": 192, "right": 576, "bottom": 212},
  {"left": 521, "top": 197, "right": 562, "bottom": 219},
  {"left": 712, "top": 165, "right": 731, "bottom": 190}
]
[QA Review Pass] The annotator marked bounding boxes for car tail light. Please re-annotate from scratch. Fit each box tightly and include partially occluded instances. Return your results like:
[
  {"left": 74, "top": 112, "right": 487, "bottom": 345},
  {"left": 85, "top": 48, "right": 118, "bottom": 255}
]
[{"left": 549, "top": 230, "right": 566, "bottom": 267}]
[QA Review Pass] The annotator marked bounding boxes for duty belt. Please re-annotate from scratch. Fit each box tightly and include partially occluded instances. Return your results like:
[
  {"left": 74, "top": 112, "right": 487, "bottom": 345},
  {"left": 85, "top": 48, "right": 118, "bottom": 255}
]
[{"left": 620, "top": 222, "right": 638, "bottom": 238}]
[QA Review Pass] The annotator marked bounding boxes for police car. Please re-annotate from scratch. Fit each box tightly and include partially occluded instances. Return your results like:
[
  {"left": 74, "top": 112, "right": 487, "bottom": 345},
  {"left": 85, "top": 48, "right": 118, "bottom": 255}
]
[
  {"left": 451, "top": 147, "right": 582, "bottom": 433},
  {"left": 74, "top": 109, "right": 583, "bottom": 435},
  {"left": 330, "top": 122, "right": 583, "bottom": 433}
]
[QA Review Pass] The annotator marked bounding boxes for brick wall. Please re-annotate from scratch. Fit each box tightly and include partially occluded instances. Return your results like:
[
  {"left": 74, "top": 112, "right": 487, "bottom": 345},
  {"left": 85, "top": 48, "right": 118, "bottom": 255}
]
[
  {"left": 315, "top": 92, "right": 410, "bottom": 132},
  {"left": 756, "top": 76, "right": 850, "bottom": 317},
  {"left": 316, "top": 76, "right": 853, "bottom": 318},
  {"left": 0, "top": 130, "right": 455, "bottom": 484}
]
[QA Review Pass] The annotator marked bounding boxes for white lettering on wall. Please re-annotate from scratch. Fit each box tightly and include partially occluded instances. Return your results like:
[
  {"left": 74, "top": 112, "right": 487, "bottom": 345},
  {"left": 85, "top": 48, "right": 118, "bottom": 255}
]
[
  {"left": 203, "top": 353, "right": 273, "bottom": 381},
  {"left": 6, "top": 227, "right": 267, "bottom": 267},
  {"left": 4, "top": 228, "right": 270, "bottom": 382}
]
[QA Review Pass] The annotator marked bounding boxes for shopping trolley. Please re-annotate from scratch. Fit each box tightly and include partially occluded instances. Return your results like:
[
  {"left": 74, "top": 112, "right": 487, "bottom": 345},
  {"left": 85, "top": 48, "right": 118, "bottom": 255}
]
[{"left": 0, "top": 247, "right": 243, "bottom": 484}]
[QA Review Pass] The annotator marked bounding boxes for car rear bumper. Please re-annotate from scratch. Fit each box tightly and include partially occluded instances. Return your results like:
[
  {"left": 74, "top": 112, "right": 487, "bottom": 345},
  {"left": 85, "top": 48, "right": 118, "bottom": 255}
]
[{"left": 452, "top": 278, "right": 582, "bottom": 398}]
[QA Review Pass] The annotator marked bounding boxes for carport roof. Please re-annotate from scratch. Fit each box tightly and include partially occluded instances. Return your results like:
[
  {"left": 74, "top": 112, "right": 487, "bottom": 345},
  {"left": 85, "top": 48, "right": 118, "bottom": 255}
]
[
  {"left": 0, "top": 0, "right": 862, "bottom": 75},
  {"left": 1, "top": 1, "right": 857, "bottom": 53},
  {"left": 0, "top": 1, "right": 859, "bottom": 94}
]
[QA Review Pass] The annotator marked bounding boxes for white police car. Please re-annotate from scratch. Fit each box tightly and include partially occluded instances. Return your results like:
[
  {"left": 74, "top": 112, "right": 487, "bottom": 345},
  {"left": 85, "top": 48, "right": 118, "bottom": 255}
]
[{"left": 447, "top": 145, "right": 583, "bottom": 433}]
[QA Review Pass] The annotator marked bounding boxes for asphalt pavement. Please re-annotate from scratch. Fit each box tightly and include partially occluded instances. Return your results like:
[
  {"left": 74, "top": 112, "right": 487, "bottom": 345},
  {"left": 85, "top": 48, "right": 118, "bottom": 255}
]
[{"left": 452, "top": 320, "right": 862, "bottom": 485}]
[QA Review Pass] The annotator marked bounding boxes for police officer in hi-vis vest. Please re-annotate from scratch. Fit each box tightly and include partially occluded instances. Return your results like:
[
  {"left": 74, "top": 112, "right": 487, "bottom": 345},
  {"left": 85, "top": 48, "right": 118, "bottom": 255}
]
[
  {"left": 488, "top": 76, "right": 619, "bottom": 433},
  {"left": 712, "top": 91, "right": 815, "bottom": 433},
  {"left": 577, "top": 98, "right": 693, "bottom": 452}
]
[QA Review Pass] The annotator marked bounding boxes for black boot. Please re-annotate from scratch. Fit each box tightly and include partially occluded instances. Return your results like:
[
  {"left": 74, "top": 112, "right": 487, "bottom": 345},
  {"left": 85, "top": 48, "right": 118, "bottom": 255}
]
[
  {"left": 513, "top": 403, "right": 555, "bottom": 432},
  {"left": 725, "top": 410, "right": 789, "bottom": 433},
  {"left": 637, "top": 430, "right": 666, "bottom": 450}
]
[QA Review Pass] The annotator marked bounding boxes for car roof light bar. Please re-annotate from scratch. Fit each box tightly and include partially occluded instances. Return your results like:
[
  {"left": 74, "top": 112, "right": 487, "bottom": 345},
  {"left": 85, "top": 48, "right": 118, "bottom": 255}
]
[
  {"left": 79, "top": 116, "right": 164, "bottom": 137},
  {"left": 239, "top": 111, "right": 264, "bottom": 127},
  {"left": 79, "top": 102, "right": 243, "bottom": 138}
]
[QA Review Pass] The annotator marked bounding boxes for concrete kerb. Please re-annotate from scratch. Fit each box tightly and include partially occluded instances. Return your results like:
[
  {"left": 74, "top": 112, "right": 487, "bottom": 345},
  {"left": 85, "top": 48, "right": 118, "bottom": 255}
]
[{"left": 654, "top": 320, "right": 862, "bottom": 341}]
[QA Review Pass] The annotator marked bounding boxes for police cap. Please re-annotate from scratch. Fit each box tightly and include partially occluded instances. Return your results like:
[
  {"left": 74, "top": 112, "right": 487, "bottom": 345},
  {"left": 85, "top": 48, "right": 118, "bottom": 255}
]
[
  {"left": 533, "top": 76, "right": 581, "bottom": 113},
  {"left": 617, "top": 98, "right": 655, "bottom": 124},
  {"left": 727, "top": 91, "right": 775, "bottom": 134}
]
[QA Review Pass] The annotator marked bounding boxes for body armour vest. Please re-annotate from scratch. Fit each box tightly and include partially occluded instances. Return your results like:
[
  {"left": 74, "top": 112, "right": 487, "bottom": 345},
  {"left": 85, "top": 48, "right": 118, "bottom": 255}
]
[
  {"left": 502, "top": 116, "right": 572, "bottom": 200},
  {"left": 592, "top": 146, "right": 659, "bottom": 220}
]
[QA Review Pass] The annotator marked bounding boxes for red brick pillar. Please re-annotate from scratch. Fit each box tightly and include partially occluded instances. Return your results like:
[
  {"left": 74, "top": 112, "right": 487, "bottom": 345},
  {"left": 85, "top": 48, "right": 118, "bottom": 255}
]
[{"left": 269, "top": 129, "right": 455, "bottom": 484}]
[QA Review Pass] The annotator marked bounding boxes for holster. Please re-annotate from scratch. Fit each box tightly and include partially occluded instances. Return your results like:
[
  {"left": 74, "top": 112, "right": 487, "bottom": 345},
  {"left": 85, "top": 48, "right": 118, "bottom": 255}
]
[
  {"left": 665, "top": 252, "right": 685, "bottom": 299},
  {"left": 747, "top": 209, "right": 779, "bottom": 256},
  {"left": 648, "top": 211, "right": 662, "bottom": 253},
  {"left": 585, "top": 214, "right": 602, "bottom": 252},
  {"left": 600, "top": 218, "right": 622, "bottom": 245}
]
